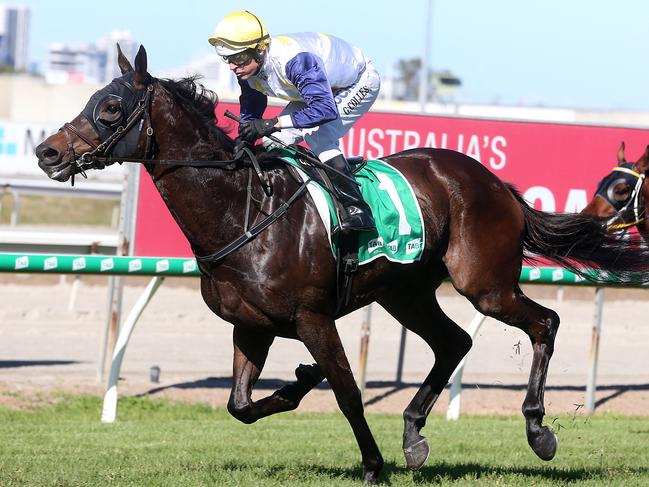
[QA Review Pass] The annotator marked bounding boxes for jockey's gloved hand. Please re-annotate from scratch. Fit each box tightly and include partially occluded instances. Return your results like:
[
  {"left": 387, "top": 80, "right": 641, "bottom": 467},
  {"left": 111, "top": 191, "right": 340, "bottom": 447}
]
[{"left": 239, "top": 117, "right": 279, "bottom": 143}]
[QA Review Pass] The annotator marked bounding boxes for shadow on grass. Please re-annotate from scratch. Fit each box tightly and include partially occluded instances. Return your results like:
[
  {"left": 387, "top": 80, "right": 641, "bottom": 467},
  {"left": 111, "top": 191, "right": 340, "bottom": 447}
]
[
  {"left": 406, "top": 461, "right": 649, "bottom": 483},
  {"left": 141, "top": 376, "right": 649, "bottom": 409},
  {"left": 220, "top": 459, "right": 365, "bottom": 483},
  {"left": 0, "top": 359, "right": 79, "bottom": 369},
  {"left": 214, "top": 459, "right": 649, "bottom": 484}
]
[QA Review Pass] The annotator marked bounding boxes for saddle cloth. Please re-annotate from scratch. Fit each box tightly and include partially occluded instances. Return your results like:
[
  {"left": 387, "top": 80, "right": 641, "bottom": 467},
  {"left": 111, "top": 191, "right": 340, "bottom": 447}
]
[{"left": 277, "top": 150, "right": 425, "bottom": 265}]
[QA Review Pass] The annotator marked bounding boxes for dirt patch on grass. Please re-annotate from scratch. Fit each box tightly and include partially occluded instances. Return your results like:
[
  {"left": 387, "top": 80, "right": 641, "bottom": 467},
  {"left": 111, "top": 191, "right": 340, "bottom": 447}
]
[{"left": 1, "top": 277, "right": 648, "bottom": 417}]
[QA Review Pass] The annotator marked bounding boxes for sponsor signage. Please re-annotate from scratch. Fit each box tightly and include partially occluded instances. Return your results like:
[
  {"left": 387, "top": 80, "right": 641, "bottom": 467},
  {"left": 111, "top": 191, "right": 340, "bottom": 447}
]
[
  {"left": 133, "top": 102, "right": 649, "bottom": 257},
  {"left": 0, "top": 121, "right": 59, "bottom": 175}
]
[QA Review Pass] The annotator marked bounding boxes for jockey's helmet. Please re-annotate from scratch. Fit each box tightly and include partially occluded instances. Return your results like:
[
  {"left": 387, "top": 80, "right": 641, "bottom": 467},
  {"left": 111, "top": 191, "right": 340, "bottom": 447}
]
[{"left": 208, "top": 10, "right": 270, "bottom": 56}]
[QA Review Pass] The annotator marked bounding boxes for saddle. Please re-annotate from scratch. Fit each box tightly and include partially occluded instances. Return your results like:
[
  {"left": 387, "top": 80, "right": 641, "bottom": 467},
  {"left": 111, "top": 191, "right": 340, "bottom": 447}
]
[
  {"left": 257, "top": 146, "right": 364, "bottom": 315},
  {"left": 248, "top": 146, "right": 425, "bottom": 315}
]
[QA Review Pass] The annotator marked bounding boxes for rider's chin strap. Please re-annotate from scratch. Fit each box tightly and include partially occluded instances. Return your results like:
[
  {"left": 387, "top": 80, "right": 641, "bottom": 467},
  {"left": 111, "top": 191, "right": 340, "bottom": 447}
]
[{"left": 607, "top": 168, "right": 646, "bottom": 230}]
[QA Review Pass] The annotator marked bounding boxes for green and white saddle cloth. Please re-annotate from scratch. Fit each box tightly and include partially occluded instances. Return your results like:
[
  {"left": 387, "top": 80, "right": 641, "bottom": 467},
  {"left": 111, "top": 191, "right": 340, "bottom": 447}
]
[{"left": 278, "top": 150, "right": 425, "bottom": 265}]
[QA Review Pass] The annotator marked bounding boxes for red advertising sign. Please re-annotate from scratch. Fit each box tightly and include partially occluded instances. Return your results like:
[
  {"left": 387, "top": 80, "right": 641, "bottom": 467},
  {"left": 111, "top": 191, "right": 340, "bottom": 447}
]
[{"left": 133, "top": 103, "right": 649, "bottom": 257}]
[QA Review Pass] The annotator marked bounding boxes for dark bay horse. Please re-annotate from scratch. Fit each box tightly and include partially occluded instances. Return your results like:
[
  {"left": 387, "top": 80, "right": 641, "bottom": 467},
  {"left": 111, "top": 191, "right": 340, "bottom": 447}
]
[
  {"left": 34, "top": 46, "right": 649, "bottom": 483},
  {"left": 582, "top": 141, "right": 649, "bottom": 236}
]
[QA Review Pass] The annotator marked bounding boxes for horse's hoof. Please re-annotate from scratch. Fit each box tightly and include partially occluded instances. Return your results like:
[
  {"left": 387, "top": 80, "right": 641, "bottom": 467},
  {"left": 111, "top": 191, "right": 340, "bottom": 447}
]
[
  {"left": 530, "top": 426, "right": 559, "bottom": 461},
  {"left": 295, "top": 363, "right": 324, "bottom": 387},
  {"left": 404, "top": 437, "right": 430, "bottom": 470},
  {"left": 361, "top": 455, "right": 383, "bottom": 484},
  {"left": 362, "top": 468, "right": 379, "bottom": 484}
]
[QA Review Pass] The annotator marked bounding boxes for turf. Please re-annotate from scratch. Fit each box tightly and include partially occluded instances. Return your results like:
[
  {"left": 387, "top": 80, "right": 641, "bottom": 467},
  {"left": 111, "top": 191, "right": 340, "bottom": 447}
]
[
  {"left": 1, "top": 395, "right": 648, "bottom": 486},
  {"left": 0, "top": 194, "right": 118, "bottom": 226}
]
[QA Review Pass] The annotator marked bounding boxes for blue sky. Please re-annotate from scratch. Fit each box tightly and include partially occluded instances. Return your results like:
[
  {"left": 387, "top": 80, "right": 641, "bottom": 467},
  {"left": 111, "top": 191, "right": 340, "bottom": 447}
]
[{"left": 15, "top": 0, "right": 649, "bottom": 111}]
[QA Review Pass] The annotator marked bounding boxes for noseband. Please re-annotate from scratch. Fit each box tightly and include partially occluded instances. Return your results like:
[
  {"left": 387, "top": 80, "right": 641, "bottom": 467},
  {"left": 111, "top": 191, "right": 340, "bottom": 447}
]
[
  {"left": 595, "top": 165, "right": 646, "bottom": 230},
  {"left": 61, "top": 80, "right": 155, "bottom": 183}
]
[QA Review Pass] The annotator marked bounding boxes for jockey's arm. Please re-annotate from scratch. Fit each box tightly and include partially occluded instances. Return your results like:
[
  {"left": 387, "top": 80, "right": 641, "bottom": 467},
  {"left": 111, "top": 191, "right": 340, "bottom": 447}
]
[
  {"left": 238, "top": 79, "right": 268, "bottom": 122},
  {"left": 277, "top": 52, "right": 338, "bottom": 130}
]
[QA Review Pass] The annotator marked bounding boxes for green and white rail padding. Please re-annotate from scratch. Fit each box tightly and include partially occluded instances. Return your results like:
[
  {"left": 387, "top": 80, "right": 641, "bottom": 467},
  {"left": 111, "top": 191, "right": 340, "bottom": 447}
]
[
  {"left": 0, "top": 253, "right": 201, "bottom": 276},
  {"left": 0, "top": 252, "right": 641, "bottom": 285}
]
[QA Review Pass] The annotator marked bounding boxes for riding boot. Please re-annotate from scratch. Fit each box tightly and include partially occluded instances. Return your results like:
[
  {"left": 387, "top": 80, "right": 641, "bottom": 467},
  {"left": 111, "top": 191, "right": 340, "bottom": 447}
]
[{"left": 326, "top": 154, "right": 376, "bottom": 232}]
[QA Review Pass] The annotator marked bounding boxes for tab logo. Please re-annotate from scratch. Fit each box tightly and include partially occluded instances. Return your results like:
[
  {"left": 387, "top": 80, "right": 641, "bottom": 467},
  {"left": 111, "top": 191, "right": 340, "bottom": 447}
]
[
  {"left": 100, "top": 258, "right": 114, "bottom": 272},
  {"left": 387, "top": 240, "right": 398, "bottom": 253},
  {"left": 128, "top": 259, "right": 142, "bottom": 272},
  {"left": 44, "top": 257, "right": 58, "bottom": 270},
  {"left": 72, "top": 257, "right": 86, "bottom": 271},
  {"left": 183, "top": 260, "right": 197, "bottom": 273},
  {"left": 406, "top": 238, "right": 422, "bottom": 255},
  {"left": 15, "top": 256, "right": 28, "bottom": 270},
  {"left": 156, "top": 260, "right": 170, "bottom": 273},
  {"left": 367, "top": 237, "right": 384, "bottom": 254}
]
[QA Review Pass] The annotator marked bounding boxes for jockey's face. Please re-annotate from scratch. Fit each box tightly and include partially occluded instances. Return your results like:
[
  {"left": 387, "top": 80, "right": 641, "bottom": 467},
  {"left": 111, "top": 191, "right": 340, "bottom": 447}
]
[{"left": 226, "top": 49, "right": 263, "bottom": 80}]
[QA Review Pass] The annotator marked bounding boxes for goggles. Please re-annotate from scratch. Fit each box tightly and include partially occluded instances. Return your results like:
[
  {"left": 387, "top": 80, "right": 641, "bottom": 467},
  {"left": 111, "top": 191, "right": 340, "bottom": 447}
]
[{"left": 220, "top": 49, "right": 256, "bottom": 67}]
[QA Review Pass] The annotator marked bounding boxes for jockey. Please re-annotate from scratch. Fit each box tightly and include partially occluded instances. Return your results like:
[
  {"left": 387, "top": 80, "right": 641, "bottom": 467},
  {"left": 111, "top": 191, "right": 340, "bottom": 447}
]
[{"left": 208, "top": 10, "right": 381, "bottom": 232}]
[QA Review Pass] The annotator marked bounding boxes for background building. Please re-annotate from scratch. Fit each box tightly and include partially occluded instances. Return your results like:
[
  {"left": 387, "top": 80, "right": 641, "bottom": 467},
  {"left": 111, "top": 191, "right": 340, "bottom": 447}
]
[
  {"left": 159, "top": 53, "right": 238, "bottom": 96},
  {"left": 0, "top": 4, "right": 30, "bottom": 71},
  {"left": 45, "top": 30, "right": 137, "bottom": 84},
  {"left": 97, "top": 30, "right": 138, "bottom": 82}
]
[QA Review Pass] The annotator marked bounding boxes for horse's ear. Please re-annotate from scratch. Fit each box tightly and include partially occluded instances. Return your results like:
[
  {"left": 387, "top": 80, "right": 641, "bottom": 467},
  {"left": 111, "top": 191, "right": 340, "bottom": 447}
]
[
  {"left": 133, "top": 45, "right": 149, "bottom": 85},
  {"left": 616, "top": 141, "right": 626, "bottom": 164},
  {"left": 116, "top": 43, "right": 133, "bottom": 74},
  {"left": 636, "top": 144, "right": 649, "bottom": 173}
]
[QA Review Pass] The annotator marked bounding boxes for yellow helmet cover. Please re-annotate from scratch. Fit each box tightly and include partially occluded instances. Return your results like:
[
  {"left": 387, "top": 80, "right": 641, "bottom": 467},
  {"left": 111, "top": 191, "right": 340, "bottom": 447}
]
[{"left": 208, "top": 10, "right": 270, "bottom": 56}]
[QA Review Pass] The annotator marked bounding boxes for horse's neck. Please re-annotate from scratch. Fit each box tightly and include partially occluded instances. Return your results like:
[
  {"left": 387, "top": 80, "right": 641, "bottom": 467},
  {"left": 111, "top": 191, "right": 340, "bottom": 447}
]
[{"left": 147, "top": 115, "right": 244, "bottom": 256}]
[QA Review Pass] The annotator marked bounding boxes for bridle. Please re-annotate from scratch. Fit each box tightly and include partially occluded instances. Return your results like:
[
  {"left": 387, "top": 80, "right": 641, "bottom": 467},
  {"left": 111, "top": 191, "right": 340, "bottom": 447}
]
[
  {"left": 60, "top": 78, "right": 156, "bottom": 184},
  {"left": 595, "top": 164, "right": 646, "bottom": 230},
  {"left": 58, "top": 77, "right": 270, "bottom": 189}
]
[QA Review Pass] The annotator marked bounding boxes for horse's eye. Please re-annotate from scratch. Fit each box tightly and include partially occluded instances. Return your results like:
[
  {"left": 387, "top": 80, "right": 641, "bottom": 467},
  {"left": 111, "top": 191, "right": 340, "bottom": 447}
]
[
  {"left": 98, "top": 100, "right": 123, "bottom": 125},
  {"left": 613, "top": 184, "right": 631, "bottom": 202}
]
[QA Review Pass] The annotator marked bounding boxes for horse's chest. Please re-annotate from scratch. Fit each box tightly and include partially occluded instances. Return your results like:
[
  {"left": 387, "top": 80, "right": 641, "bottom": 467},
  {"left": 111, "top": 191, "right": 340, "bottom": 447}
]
[{"left": 203, "top": 278, "right": 296, "bottom": 334}]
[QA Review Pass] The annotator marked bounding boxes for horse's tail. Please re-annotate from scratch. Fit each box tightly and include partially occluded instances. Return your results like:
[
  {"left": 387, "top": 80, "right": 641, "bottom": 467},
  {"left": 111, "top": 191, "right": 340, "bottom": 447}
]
[{"left": 507, "top": 184, "right": 649, "bottom": 284}]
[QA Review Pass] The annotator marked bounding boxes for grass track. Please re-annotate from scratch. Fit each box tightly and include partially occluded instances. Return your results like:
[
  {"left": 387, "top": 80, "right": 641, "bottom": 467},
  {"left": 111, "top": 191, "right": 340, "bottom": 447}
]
[{"left": 1, "top": 395, "right": 648, "bottom": 486}]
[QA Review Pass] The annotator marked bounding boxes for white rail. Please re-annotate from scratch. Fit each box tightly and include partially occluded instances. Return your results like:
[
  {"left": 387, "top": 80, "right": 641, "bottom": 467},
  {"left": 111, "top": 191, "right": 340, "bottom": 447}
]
[
  {"left": 0, "top": 228, "right": 118, "bottom": 254},
  {"left": 0, "top": 177, "right": 122, "bottom": 226}
]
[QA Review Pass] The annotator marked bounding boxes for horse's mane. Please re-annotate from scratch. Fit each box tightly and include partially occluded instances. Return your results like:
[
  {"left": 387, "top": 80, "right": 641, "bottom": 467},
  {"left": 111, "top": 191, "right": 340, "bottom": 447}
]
[{"left": 157, "top": 75, "right": 234, "bottom": 152}]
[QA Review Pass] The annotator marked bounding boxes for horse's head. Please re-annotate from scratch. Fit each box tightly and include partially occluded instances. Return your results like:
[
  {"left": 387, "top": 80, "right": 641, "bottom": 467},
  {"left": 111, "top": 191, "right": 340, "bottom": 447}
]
[
  {"left": 582, "top": 142, "right": 649, "bottom": 230},
  {"left": 35, "top": 45, "right": 154, "bottom": 182}
]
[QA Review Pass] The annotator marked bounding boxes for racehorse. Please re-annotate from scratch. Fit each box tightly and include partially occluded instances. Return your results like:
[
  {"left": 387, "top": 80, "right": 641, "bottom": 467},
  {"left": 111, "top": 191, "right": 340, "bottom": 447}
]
[
  {"left": 582, "top": 141, "right": 649, "bottom": 237},
  {"left": 34, "top": 46, "right": 649, "bottom": 483}
]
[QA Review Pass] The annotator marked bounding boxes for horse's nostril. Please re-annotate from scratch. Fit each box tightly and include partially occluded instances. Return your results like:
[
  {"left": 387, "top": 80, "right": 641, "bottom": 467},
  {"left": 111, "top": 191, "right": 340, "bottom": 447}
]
[
  {"left": 36, "top": 144, "right": 61, "bottom": 163},
  {"left": 42, "top": 148, "right": 59, "bottom": 160}
]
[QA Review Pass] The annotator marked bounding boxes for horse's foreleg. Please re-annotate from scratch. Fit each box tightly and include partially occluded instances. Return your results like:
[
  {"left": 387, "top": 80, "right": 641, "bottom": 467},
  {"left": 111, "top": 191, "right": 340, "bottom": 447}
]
[
  {"left": 227, "top": 327, "right": 324, "bottom": 424},
  {"left": 297, "top": 311, "right": 383, "bottom": 484},
  {"left": 379, "top": 291, "right": 472, "bottom": 470}
]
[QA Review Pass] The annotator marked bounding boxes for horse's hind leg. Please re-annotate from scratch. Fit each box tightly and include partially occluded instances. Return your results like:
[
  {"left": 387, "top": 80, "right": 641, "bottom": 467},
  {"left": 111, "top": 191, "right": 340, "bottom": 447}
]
[
  {"left": 465, "top": 283, "right": 560, "bottom": 461},
  {"left": 227, "top": 327, "right": 325, "bottom": 424},
  {"left": 445, "top": 197, "right": 559, "bottom": 460},
  {"left": 379, "top": 290, "right": 472, "bottom": 470}
]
